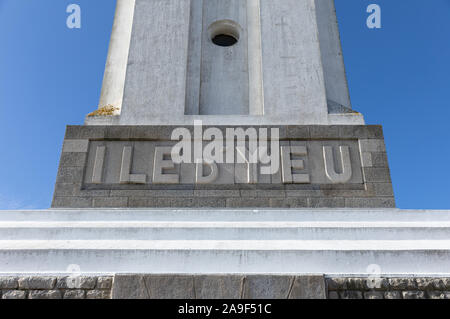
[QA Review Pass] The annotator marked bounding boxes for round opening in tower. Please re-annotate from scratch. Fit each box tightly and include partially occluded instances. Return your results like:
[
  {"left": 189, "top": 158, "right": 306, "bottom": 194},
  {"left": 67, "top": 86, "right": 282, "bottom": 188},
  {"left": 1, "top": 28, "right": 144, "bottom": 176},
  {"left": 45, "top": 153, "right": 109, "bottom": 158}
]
[
  {"left": 208, "top": 20, "right": 242, "bottom": 48},
  {"left": 212, "top": 34, "right": 238, "bottom": 47}
]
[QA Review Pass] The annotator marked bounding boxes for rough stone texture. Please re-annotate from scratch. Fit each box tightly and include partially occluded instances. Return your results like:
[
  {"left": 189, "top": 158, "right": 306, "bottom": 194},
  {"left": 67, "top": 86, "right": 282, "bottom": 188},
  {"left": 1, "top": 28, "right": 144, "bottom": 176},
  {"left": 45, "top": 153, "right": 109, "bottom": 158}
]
[
  {"left": 113, "top": 275, "right": 326, "bottom": 299},
  {"left": 416, "top": 278, "right": 435, "bottom": 290},
  {"left": 52, "top": 125, "right": 395, "bottom": 209},
  {"left": 112, "top": 275, "right": 149, "bottom": 299},
  {"left": 112, "top": 275, "right": 196, "bottom": 299},
  {"left": 328, "top": 291, "right": 339, "bottom": 299},
  {"left": 59, "top": 153, "right": 87, "bottom": 167},
  {"left": 388, "top": 278, "right": 417, "bottom": 290},
  {"left": 2, "top": 290, "right": 26, "bottom": 299},
  {"left": 29, "top": 290, "right": 62, "bottom": 299},
  {"left": 226, "top": 198, "right": 272, "bottom": 208},
  {"left": 384, "top": 291, "right": 402, "bottom": 299},
  {"left": 345, "top": 197, "right": 395, "bottom": 208},
  {"left": 402, "top": 291, "right": 426, "bottom": 299},
  {"left": 194, "top": 276, "right": 243, "bottom": 299},
  {"left": 0, "top": 276, "right": 112, "bottom": 300},
  {"left": 339, "top": 291, "right": 363, "bottom": 299},
  {"left": 243, "top": 275, "right": 293, "bottom": 299},
  {"left": 0, "top": 277, "right": 18, "bottom": 289},
  {"left": 270, "top": 198, "right": 309, "bottom": 208},
  {"left": 53, "top": 197, "right": 93, "bottom": 209},
  {"left": 144, "top": 275, "right": 195, "bottom": 299},
  {"left": 309, "top": 197, "right": 345, "bottom": 208},
  {"left": 431, "top": 278, "right": 448, "bottom": 290},
  {"left": 97, "top": 276, "right": 113, "bottom": 290},
  {"left": 326, "top": 277, "right": 348, "bottom": 291},
  {"left": 18, "top": 276, "right": 56, "bottom": 290},
  {"left": 345, "top": 277, "right": 370, "bottom": 290},
  {"left": 62, "top": 139, "right": 89, "bottom": 153},
  {"left": 63, "top": 290, "right": 86, "bottom": 299},
  {"left": 93, "top": 197, "right": 128, "bottom": 208},
  {"left": 86, "top": 290, "right": 111, "bottom": 299},
  {"left": 367, "top": 278, "right": 390, "bottom": 291},
  {"left": 2, "top": 275, "right": 449, "bottom": 299},
  {"left": 364, "top": 291, "right": 384, "bottom": 299},
  {"left": 289, "top": 276, "right": 327, "bottom": 299},
  {"left": 56, "top": 276, "right": 97, "bottom": 289},
  {"left": 427, "top": 291, "right": 449, "bottom": 300},
  {"left": 327, "top": 277, "right": 450, "bottom": 299}
]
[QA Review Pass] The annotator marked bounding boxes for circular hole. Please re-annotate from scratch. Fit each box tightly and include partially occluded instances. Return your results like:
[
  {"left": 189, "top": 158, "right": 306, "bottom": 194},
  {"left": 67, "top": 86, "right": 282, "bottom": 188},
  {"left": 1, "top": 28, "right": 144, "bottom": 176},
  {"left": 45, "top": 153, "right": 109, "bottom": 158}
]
[
  {"left": 208, "top": 20, "right": 242, "bottom": 48},
  {"left": 212, "top": 34, "right": 238, "bottom": 47}
]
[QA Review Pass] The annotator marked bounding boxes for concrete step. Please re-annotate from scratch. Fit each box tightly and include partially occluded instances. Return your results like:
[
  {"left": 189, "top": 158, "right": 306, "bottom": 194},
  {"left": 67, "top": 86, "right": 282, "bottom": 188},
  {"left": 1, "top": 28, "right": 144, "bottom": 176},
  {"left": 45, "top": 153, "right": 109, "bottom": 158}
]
[
  {"left": 0, "top": 221, "right": 449, "bottom": 240},
  {"left": 0, "top": 208, "right": 449, "bottom": 222},
  {"left": 0, "top": 208, "right": 449, "bottom": 275},
  {"left": 0, "top": 240, "right": 449, "bottom": 275}
]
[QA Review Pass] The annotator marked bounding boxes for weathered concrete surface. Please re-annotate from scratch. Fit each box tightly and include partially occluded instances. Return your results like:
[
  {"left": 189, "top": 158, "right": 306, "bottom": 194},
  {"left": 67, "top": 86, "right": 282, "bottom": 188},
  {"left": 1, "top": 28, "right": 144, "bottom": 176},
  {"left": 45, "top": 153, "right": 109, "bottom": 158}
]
[
  {"left": 112, "top": 275, "right": 326, "bottom": 299},
  {"left": 89, "top": 0, "right": 364, "bottom": 125},
  {"left": 290, "top": 276, "right": 327, "bottom": 299},
  {"left": 315, "top": 0, "right": 352, "bottom": 113},
  {"left": 243, "top": 275, "right": 293, "bottom": 299},
  {"left": 194, "top": 275, "right": 243, "bottom": 299},
  {"left": 98, "top": 0, "right": 135, "bottom": 113}
]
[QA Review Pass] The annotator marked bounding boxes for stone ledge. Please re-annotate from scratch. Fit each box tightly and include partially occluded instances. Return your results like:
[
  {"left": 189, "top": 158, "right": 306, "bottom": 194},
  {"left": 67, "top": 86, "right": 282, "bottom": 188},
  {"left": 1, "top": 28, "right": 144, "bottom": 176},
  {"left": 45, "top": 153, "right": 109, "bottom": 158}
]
[
  {"left": 52, "top": 195, "right": 396, "bottom": 208},
  {"left": 64, "top": 125, "right": 384, "bottom": 141}
]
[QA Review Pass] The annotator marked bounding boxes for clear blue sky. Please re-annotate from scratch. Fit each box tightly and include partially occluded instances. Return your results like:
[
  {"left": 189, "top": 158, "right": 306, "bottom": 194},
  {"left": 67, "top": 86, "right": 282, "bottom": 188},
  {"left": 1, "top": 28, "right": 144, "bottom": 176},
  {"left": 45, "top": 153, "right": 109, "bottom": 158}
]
[{"left": 0, "top": 0, "right": 449, "bottom": 210}]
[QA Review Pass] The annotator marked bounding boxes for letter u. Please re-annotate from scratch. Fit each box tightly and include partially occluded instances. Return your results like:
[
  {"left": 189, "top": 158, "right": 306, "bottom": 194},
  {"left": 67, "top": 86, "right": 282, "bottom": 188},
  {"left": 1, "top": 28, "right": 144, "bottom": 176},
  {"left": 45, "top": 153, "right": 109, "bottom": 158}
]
[{"left": 323, "top": 146, "right": 352, "bottom": 184}]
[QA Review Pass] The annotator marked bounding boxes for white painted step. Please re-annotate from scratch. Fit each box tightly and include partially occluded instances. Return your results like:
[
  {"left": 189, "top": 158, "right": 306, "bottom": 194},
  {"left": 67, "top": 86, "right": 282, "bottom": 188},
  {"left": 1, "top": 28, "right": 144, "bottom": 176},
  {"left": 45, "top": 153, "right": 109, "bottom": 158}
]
[
  {"left": 0, "top": 209, "right": 449, "bottom": 275},
  {"left": 0, "top": 239, "right": 449, "bottom": 275},
  {"left": 0, "top": 208, "right": 449, "bottom": 222},
  {"left": 0, "top": 221, "right": 448, "bottom": 240},
  {"left": 2, "top": 239, "right": 450, "bottom": 250}
]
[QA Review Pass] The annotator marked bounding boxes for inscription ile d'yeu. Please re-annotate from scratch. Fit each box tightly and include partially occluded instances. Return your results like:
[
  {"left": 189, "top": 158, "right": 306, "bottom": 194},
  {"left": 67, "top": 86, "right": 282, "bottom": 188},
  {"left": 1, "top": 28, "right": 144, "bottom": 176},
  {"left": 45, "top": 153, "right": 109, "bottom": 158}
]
[{"left": 85, "top": 141, "right": 363, "bottom": 186}]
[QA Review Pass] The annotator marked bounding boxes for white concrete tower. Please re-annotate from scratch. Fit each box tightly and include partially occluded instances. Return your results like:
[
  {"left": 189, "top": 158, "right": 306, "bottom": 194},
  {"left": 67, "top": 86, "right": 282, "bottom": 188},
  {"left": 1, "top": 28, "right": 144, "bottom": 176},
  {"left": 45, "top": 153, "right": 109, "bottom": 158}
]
[{"left": 90, "top": 0, "right": 364, "bottom": 126}]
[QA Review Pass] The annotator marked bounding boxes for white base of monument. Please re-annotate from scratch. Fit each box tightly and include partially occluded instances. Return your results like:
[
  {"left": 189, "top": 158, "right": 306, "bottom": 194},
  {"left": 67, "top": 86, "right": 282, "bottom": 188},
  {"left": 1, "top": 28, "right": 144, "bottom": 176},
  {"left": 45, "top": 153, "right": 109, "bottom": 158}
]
[{"left": 0, "top": 208, "right": 449, "bottom": 276}]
